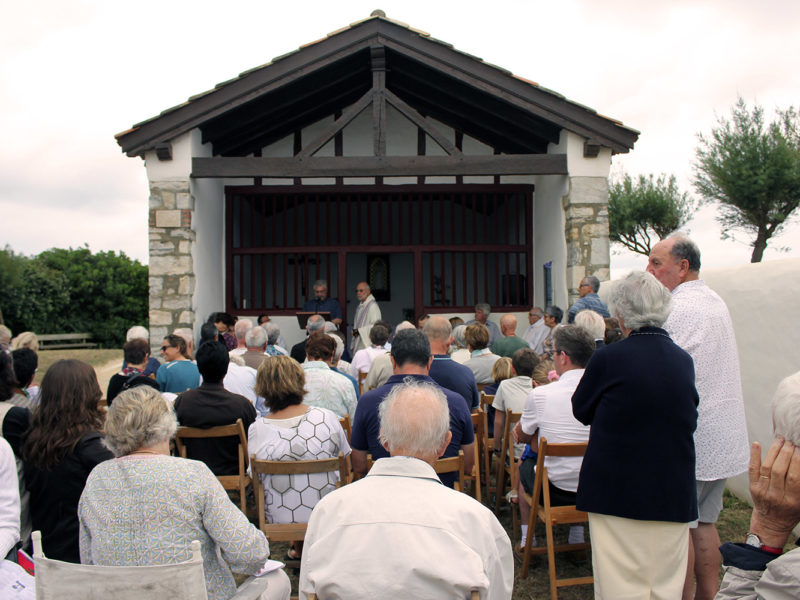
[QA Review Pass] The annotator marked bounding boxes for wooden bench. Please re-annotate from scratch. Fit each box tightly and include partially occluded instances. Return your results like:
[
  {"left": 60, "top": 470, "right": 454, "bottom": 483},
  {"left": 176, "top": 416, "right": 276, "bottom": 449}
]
[{"left": 38, "top": 332, "right": 97, "bottom": 350}]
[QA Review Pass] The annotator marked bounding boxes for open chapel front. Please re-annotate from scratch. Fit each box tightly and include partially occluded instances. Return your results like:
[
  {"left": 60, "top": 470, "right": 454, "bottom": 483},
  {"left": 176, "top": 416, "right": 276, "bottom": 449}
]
[
  {"left": 116, "top": 12, "right": 637, "bottom": 343},
  {"left": 227, "top": 185, "right": 532, "bottom": 325}
]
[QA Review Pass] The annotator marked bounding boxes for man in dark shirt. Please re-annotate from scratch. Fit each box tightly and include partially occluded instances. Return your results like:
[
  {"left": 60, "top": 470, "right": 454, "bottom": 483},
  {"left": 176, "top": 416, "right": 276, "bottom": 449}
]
[
  {"left": 423, "top": 316, "right": 479, "bottom": 411},
  {"left": 302, "top": 279, "right": 343, "bottom": 327},
  {"left": 290, "top": 314, "right": 326, "bottom": 363},
  {"left": 350, "top": 329, "right": 474, "bottom": 487},
  {"left": 173, "top": 341, "right": 256, "bottom": 476}
]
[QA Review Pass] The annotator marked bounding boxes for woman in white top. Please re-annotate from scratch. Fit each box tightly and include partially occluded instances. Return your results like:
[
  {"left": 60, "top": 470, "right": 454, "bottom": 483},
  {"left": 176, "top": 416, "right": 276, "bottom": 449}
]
[{"left": 249, "top": 356, "right": 350, "bottom": 560}]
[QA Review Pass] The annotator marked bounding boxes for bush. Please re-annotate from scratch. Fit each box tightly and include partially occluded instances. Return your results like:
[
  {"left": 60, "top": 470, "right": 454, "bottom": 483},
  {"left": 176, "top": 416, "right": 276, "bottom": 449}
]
[{"left": 0, "top": 245, "right": 148, "bottom": 348}]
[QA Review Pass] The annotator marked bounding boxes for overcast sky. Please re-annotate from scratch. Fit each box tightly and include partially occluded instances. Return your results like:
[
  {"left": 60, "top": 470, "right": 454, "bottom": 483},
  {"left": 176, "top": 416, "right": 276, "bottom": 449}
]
[{"left": 2, "top": 0, "right": 798, "bottom": 277}]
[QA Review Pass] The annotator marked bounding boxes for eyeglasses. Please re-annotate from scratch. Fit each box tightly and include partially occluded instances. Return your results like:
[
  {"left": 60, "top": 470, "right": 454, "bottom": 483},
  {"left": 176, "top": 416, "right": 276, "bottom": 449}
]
[
  {"left": 579, "top": 283, "right": 590, "bottom": 288},
  {"left": 554, "top": 349, "right": 569, "bottom": 356},
  {"left": 160, "top": 345, "right": 171, "bottom": 352}
]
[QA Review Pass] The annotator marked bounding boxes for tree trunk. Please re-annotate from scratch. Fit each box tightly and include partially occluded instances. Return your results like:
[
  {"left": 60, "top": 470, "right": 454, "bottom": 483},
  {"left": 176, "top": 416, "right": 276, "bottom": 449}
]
[{"left": 750, "top": 228, "right": 769, "bottom": 262}]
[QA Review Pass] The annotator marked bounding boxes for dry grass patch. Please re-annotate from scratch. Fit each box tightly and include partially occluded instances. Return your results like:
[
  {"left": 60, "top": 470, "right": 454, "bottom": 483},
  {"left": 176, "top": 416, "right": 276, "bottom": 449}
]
[{"left": 35, "top": 348, "right": 122, "bottom": 384}]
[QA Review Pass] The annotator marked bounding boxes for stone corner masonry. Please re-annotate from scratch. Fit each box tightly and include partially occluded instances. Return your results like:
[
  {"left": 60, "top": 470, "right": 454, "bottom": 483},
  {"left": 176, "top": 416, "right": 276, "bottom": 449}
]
[{"left": 148, "top": 181, "right": 196, "bottom": 346}]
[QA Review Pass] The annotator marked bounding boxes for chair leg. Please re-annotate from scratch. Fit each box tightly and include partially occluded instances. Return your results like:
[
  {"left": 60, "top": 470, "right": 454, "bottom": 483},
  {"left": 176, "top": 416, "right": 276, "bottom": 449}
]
[{"left": 545, "top": 519, "right": 558, "bottom": 600}]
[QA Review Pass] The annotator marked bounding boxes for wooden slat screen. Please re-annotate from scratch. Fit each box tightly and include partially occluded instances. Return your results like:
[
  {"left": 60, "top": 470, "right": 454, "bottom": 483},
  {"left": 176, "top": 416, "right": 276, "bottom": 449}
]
[{"left": 227, "top": 186, "right": 532, "bottom": 313}]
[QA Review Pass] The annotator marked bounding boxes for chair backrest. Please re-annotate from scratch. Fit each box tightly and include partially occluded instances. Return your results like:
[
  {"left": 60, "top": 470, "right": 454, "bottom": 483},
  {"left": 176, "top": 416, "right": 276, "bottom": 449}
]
[
  {"left": 530, "top": 437, "right": 588, "bottom": 511},
  {"left": 174, "top": 418, "right": 249, "bottom": 472},
  {"left": 433, "top": 449, "right": 465, "bottom": 492},
  {"left": 308, "top": 590, "right": 480, "bottom": 600},
  {"left": 338, "top": 414, "right": 352, "bottom": 443},
  {"left": 250, "top": 453, "right": 348, "bottom": 540},
  {"left": 466, "top": 411, "right": 483, "bottom": 501},
  {"left": 357, "top": 371, "right": 368, "bottom": 394},
  {"left": 175, "top": 418, "right": 251, "bottom": 512},
  {"left": 31, "top": 531, "right": 208, "bottom": 600}
]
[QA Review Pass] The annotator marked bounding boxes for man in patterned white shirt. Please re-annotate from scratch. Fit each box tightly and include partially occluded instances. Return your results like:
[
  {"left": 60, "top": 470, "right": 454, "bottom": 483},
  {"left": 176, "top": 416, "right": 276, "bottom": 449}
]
[{"left": 648, "top": 234, "right": 749, "bottom": 600}]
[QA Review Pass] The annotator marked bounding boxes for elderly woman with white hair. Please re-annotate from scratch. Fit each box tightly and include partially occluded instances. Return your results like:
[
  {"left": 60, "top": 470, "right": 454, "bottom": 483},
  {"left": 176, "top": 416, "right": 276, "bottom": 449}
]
[
  {"left": 571, "top": 270, "right": 699, "bottom": 600},
  {"left": 77, "top": 386, "right": 290, "bottom": 600},
  {"left": 715, "top": 371, "right": 800, "bottom": 599}
]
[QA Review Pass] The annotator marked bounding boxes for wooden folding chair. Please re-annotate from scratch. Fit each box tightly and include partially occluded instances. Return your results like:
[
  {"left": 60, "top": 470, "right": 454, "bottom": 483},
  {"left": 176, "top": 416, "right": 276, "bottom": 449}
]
[
  {"left": 480, "top": 392, "right": 495, "bottom": 501},
  {"left": 433, "top": 449, "right": 465, "bottom": 492},
  {"left": 175, "top": 418, "right": 251, "bottom": 513},
  {"left": 464, "top": 410, "right": 482, "bottom": 502},
  {"left": 338, "top": 414, "right": 352, "bottom": 443},
  {"left": 337, "top": 415, "right": 355, "bottom": 484},
  {"left": 520, "top": 437, "right": 592, "bottom": 599},
  {"left": 250, "top": 454, "right": 348, "bottom": 571},
  {"left": 494, "top": 409, "right": 522, "bottom": 517},
  {"left": 357, "top": 371, "right": 368, "bottom": 394},
  {"left": 308, "top": 590, "right": 481, "bottom": 599}
]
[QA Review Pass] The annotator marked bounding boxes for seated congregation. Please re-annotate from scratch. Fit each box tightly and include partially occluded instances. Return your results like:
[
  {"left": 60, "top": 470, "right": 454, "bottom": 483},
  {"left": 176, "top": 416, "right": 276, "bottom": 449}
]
[{"left": 0, "top": 234, "right": 794, "bottom": 600}]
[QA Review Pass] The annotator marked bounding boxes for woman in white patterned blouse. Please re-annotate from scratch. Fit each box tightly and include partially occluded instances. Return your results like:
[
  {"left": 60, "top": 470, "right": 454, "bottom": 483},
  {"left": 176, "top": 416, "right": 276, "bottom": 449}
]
[
  {"left": 77, "top": 386, "right": 290, "bottom": 600},
  {"left": 250, "top": 355, "right": 350, "bottom": 561}
]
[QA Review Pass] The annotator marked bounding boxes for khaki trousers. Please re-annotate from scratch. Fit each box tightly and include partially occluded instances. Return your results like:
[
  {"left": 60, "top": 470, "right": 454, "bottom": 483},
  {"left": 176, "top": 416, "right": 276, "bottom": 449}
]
[{"left": 589, "top": 512, "right": 689, "bottom": 600}]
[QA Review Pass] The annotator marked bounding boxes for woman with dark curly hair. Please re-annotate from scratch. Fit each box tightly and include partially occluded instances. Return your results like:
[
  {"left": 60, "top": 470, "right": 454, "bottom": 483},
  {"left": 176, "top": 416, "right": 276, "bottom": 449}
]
[{"left": 22, "top": 359, "right": 113, "bottom": 562}]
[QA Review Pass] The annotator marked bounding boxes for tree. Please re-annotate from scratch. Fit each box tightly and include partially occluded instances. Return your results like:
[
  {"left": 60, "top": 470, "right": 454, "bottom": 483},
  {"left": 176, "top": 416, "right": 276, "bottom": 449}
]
[
  {"left": 608, "top": 172, "right": 695, "bottom": 256},
  {"left": 694, "top": 97, "right": 800, "bottom": 262},
  {"left": 37, "top": 247, "right": 149, "bottom": 347},
  {"left": 0, "top": 245, "right": 148, "bottom": 347}
]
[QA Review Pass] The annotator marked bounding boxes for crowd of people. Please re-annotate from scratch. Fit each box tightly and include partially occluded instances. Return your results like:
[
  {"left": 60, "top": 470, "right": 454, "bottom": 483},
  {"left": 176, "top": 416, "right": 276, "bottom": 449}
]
[{"left": 0, "top": 236, "right": 798, "bottom": 600}]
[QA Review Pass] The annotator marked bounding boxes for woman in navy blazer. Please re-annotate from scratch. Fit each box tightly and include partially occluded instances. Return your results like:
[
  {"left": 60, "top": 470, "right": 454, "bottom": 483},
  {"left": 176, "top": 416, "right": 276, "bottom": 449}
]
[{"left": 572, "top": 271, "right": 699, "bottom": 600}]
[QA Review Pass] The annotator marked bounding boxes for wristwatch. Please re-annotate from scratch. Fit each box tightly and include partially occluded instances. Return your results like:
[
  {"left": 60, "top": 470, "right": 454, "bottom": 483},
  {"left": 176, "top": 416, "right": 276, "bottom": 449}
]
[{"left": 745, "top": 533, "right": 783, "bottom": 555}]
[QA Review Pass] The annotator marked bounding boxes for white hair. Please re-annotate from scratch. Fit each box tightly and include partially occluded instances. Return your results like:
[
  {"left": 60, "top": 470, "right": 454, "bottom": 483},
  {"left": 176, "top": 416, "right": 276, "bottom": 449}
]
[
  {"left": 126, "top": 325, "right": 149, "bottom": 342},
  {"left": 378, "top": 378, "right": 450, "bottom": 458},
  {"left": 104, "top": 386, "right": 178, "bottom": 456},
  {"left": 772, "top": 371, "right": 800, "bottom": 445},
  {"left": 246, "top": 326, "right": 267, "bottom": 348},
  {"left": 574, "top": 310, "right": 605, "bottom": 340},
  {"left": 610, "top": 271, "right": 672, "bottom": 330},
  {"left": 328, "top": 333, "right": 344, "bottom": 360},
  {"left": 324, "top": 321, "right": 338, "bottom": 333},
  {"left": 452, "top": 324, "right": 467, "bottom": 348},
  {"left": 228, "top": 353, "right": 246, "bottom": 367},
  {"left": 234, "top": 319, "right": 253, "bottom": 341},
  {"left": 261, "top": 322, "right": 280, "bottom": 345}
]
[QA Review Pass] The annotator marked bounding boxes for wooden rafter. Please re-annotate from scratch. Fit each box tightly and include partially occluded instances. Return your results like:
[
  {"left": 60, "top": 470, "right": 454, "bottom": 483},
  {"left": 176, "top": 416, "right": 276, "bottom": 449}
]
[
  {"left": 384, "top": 89, "right": 461, "bottom": 156},
  {"left": 296, "top": 89, "right": 375, "bottom": 158}
]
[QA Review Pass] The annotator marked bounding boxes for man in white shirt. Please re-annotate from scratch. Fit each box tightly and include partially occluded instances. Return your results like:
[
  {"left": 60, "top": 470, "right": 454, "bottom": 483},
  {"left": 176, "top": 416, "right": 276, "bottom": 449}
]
[
  {"left": 513, "top": 325, "right": 593, "bottom": 549},
  {"left": 229, "top": 319, "right": 252, "bottom": 356},
  {"left": 350, "top": 323, "right": 390, "bottom": 374},
  {"left": 522, "top": 307, "right": 548, "bottom": 354},
  {"left": 300, "top": 379, "right": 513, "bottom": 600},
  {"left": 648, "top": 234, "right": 749, "bottom": 600}
]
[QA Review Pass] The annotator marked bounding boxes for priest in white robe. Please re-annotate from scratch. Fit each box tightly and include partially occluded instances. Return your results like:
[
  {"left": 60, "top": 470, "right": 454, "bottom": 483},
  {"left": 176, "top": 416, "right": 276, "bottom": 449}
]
[{"left": 351, "top": 282, "right": 381, "bottom": 353}]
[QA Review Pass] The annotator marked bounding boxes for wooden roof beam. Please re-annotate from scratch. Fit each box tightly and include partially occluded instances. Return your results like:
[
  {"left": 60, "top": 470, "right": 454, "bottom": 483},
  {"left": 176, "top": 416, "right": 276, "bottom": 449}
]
[{"left": 192, "top": 154, "right": 567, "bottom": 178}]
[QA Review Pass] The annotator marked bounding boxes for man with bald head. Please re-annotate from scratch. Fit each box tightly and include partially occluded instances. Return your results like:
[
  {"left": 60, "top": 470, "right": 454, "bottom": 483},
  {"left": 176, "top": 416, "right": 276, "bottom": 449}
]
[
  {"left": 350, "top": 329, "right": 474, "bottom": 486},
  {"left": 491, "top": 314, "right": 529, "bottom": 358},
  {"left": 290, "top": 314, "right": 326, "bottom": 363},
  {"left": 424, "top": 316, "right": 480, "bottom": 411},
  {"left": 648, "top": 234, "right": 749, "bottom": 600},
  {"left": 300, "top": 379, "right": 513, "bottom": 600},
  {"left": 351, "top": 281, "right": 381, "bottom": 354}
]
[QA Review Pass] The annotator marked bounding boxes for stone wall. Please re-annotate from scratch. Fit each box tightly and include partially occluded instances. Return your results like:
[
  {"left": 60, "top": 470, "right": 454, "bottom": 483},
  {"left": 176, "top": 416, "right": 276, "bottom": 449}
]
[
  {"left": 563, "top": 176, "right": 610, "bottom": 305},
  {"left": 147, "top": 181, "right": 196, "bottom": 348}
]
